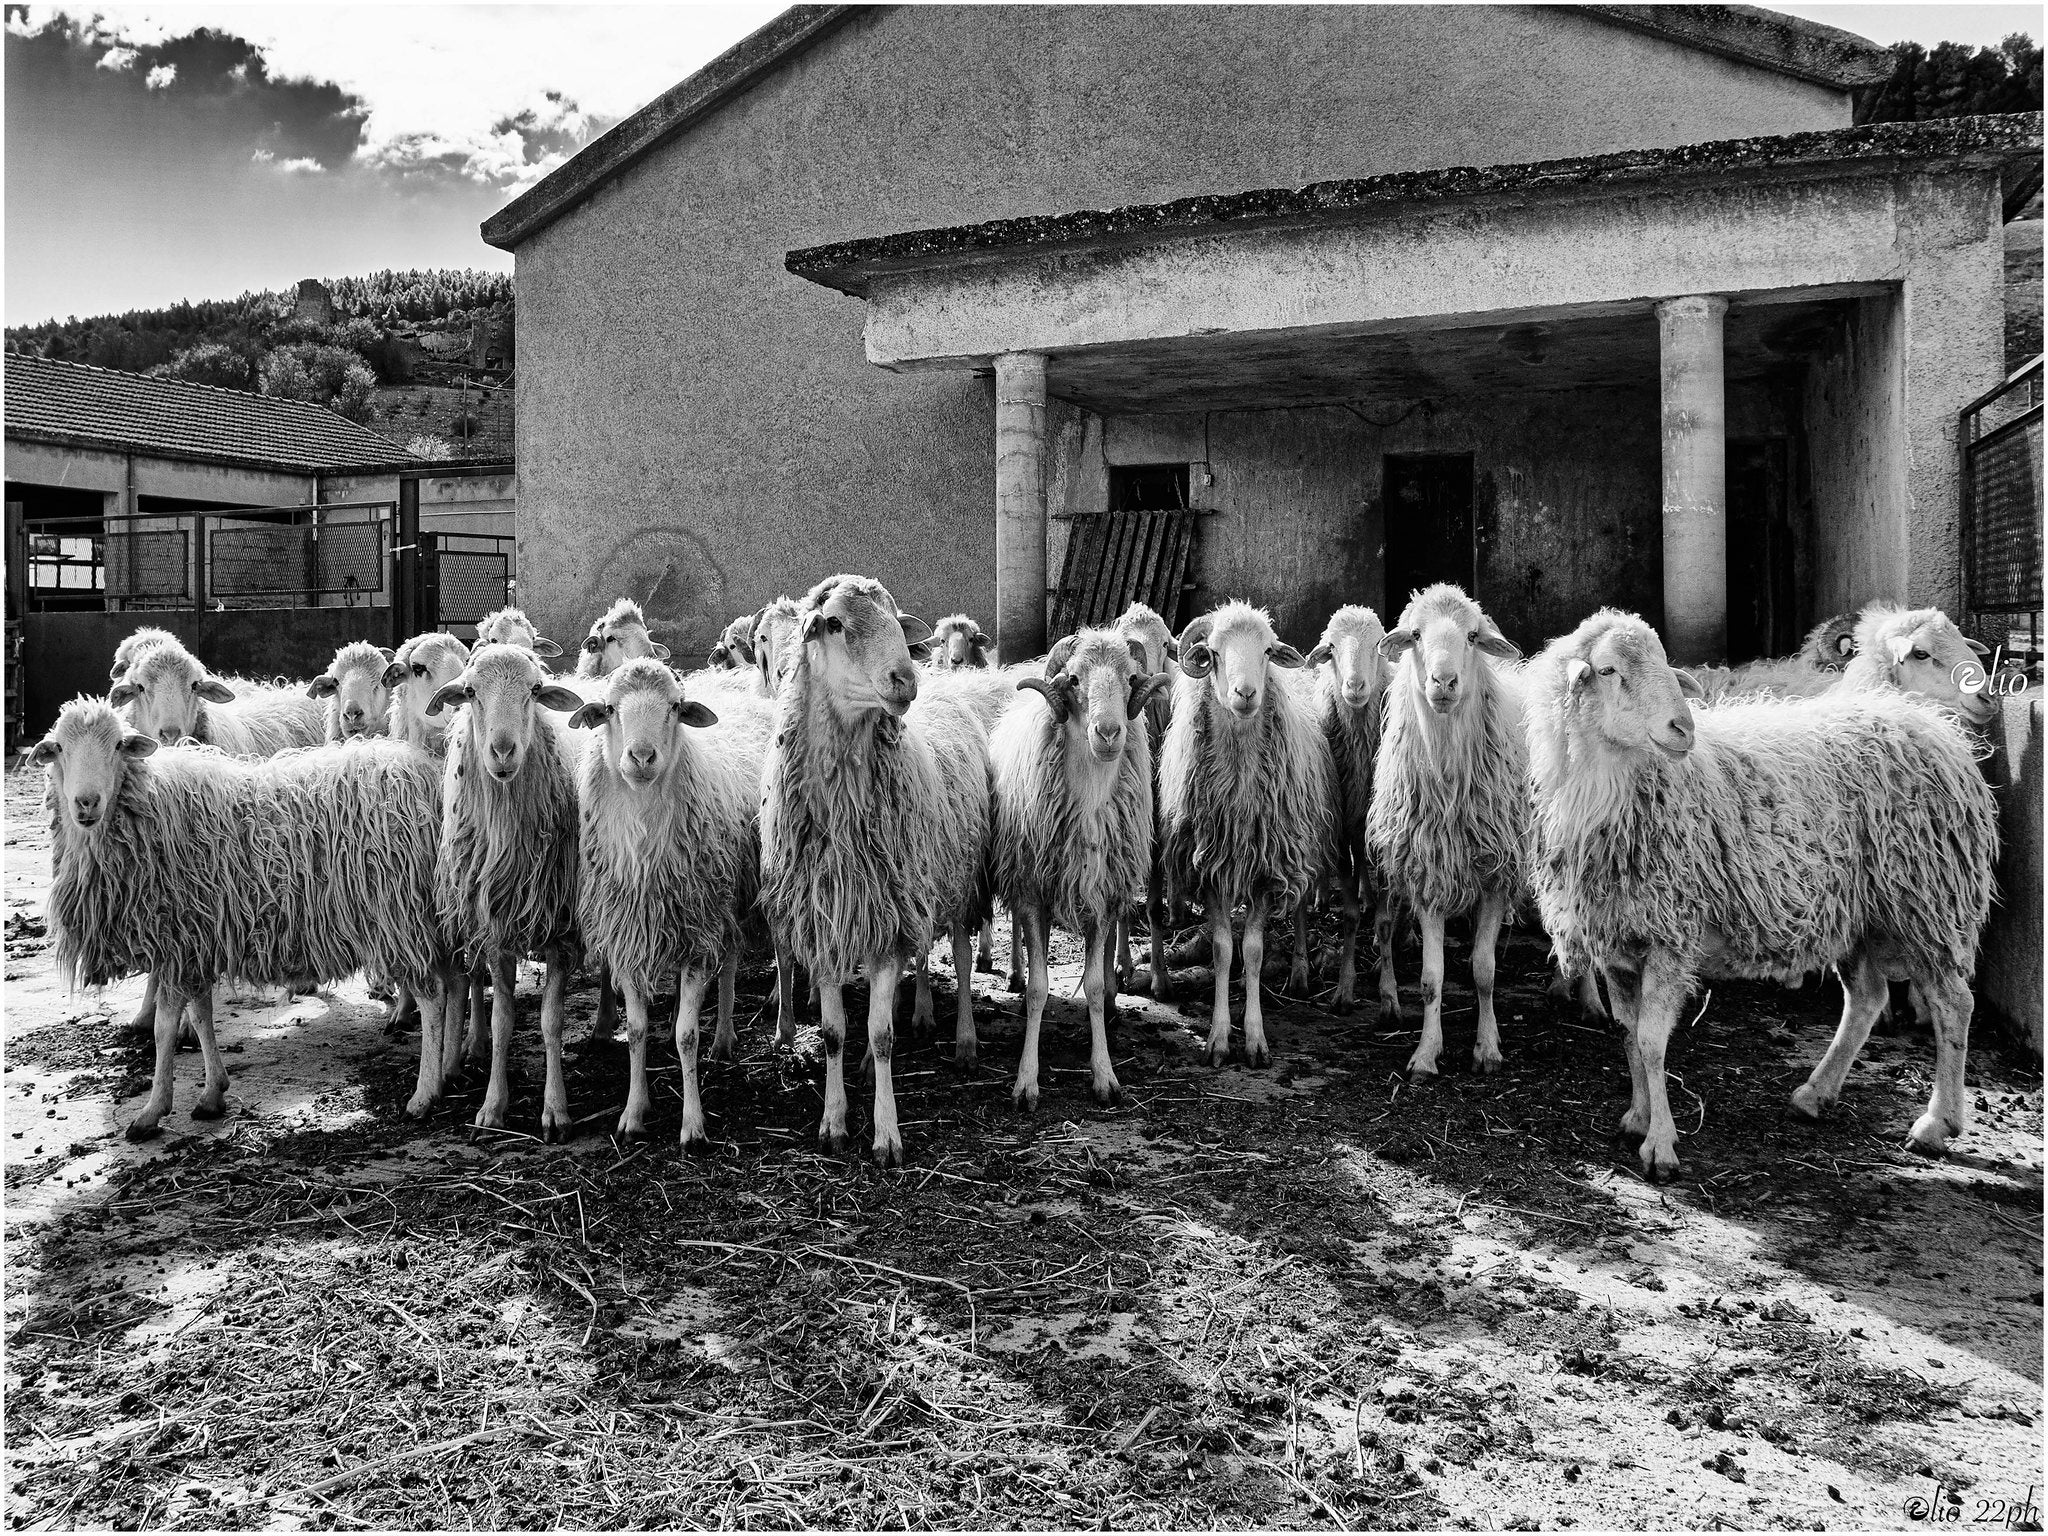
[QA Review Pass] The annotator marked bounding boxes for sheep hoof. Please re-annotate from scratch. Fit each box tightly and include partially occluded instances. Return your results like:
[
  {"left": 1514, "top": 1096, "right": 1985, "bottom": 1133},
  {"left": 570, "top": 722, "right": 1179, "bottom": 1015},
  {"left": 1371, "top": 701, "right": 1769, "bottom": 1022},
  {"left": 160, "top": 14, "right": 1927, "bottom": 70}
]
[
  {"left": 1013, "top": 1082, "right": 1040, "bottom": 1111},
  {"left": 1905, "top": 1114, "right": 1954, "bottom": 1157},
  {"left": 1246, "top": 1042, "right": 1272, "bottom": 1070},
  {"left": 1093, "top": 1078, "right": 1123, "bottom": 1107},
  {"left": 680, "top": 1127, "right": 713, "bottom": 1157},
  {"left": 1204, "top": 1044, "right": 1232, "bottom": 1069},
  {"left": 190, "top": 1098, "right": 226, "bottom": 1121},
  {"left": 1330, "top": 983, "right": 1357, "bottom": 1011},
  {"left": 873, "top": 1134, "right": 905, "bottom": 1169},
  {"left": 1638, "top": 1143, "right": 1682, "bottom": 1182},
  {"left": 952, "top": 1042, "right": 978, "bottom": 1069},
  {"left": 975, "top": 955, "right": 995, "bottom": 975},
  {"left": 472, "top": 1105, "right": 507, "bottom": 1132},
  {"left": 617, "top": 1121, "right": 648, "bottom": 1144},
  {"left": 1378, "top": 1000, "right": 1403, "bottom": 1026},
  {"left": 818, "top": 1127, "right": 849, "bottom": 1156},
  {"left": 707, "top": 1039, "right": 736, "bottom": 1066},
  {"left": 1005, "top": 973, "right": 1024, "bottom": 994},
  {"left": 405, "top": 1092, "right": 437, "bottom": 1120},
  {"left": 1789, "top": 1083, "right": 1830, "bottom": 1120},
  {"left": 1286, "top": 965, "right": 1310, "bottom": 995},
  {"left": 1405, "top": 1057, "right": 1439, "bottom": 1081},
  {"left": 540, "top": 1118, "right": 571, "bottom": 1145},
  {"left": 1473, "top": 1051, "right": 1503, "bottom": 1075},
  {"left": 125, "top": 1118, "right": 163, "bottom": 1143}
]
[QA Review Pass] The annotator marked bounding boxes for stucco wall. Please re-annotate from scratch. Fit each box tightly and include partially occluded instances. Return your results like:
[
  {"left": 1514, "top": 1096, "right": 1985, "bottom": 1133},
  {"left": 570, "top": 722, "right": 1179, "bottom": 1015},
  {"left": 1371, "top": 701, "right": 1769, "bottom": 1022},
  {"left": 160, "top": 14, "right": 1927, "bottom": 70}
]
[
  {"left": 1803, "top": 291, "right": 1908, "bottom": 616},
  {"left": 510, "top": 5, "right": 1851, "bottom": 650},
  {"left": 4, "top": 440, "right": 311, "bottom": 508},
  {"left": 1980, "top": 696, "right": 2044, "bottom": 1054}
]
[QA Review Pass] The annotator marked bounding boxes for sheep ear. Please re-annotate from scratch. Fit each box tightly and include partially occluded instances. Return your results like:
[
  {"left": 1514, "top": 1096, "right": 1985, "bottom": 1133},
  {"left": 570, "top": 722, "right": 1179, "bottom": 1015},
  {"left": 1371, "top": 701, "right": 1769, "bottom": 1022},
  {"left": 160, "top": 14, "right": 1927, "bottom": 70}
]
[
  {"left": 650, "top": 642, "right": 671, "bottom": 661},
  {"left": 1267, "top": 641, "right": 1307, "bottom": 669},
  {"left": 377, "top": 647, "right": 395, "bottom": 662},
  {"left": 118, "top": 732, "right": 159, "bottom": 758},
  {"left": 1125, "top": 638, "right": 1151, "bottom": 673},
  {"left": 1675, "top": 667, "right": 1705, "bottom": 699},
  {"left": 1378, "top": 629, "right": 1419, "bottom": 662},
  {"left": 1475, "top": 630, "right": 1521, "bottom": 661},
  {"left": 1564, "top": 658, "right": 1592, "bottom": 692},
  {"left": 380, "top": 661, "right": 408, "bottom": 688},
  {"left": 195, "top": 677, "right": 237, "bottom": 704},
  {"left": 706, "top": 644, "right": 730, "bottom": 668},
  {"left": 1965, "top": 636, "right": 1992, "bottom": 657},
  {"left": 971, "top": 628, "right": 990, "bottom": 648},
  {"left": 581, "top": 634, "right": 604, "bottom": 654},
  {"left": 30, "top": 738, "right": 58, "bottom": 764},
  {"left": 675, "top": 700, "right": 719, "bottom": 728},
  {"left": 108, "top": 662, "right": 125, "bottom": 681},
  {"left": 908, "top": 640, "right": 935, "bottom": 662},
  {"left": 307, "top": 674, "right": 339, "bottom": 698},
  {"left": 425, "top": 681, "right": 472, "bottom": 716},
  {"left": 1836, "top": 634, "right": 1857, "bottom": 657},
  {"left": 109, "top": 681, "right": 140, "bottom": 706},
  {"left": 1305, "top": 641, "right": 1333, "bottom": 668},
  {"left": 1162, "top": 636, "right": 1179, "bottom": 661},
  {"left": 799, "top": 611, "right": 825, "bottom": 643},
  {"left": 1129, "top": 672, "right": 1172, "bottom": 718},
  {"left": 897, "top": 612, "right": 934, "bottom": 646},
  {"left": 566, "top": 702, "right": 610, "bottom": 730},
  {"left": 531, "top": 637, "right": 563, "bottom": 658},
  {"left": 1045, "top": 636, "right": 1078, "bottom": 677},
  {"left": 534, "top": 684, "right": 585, "bottom": 712},
  {"left": 1180, "top": 643, "right": 1214, "bottom": 679},
  {"left": 1016, "top": 676, "right": 1071, "bottom": 723}
]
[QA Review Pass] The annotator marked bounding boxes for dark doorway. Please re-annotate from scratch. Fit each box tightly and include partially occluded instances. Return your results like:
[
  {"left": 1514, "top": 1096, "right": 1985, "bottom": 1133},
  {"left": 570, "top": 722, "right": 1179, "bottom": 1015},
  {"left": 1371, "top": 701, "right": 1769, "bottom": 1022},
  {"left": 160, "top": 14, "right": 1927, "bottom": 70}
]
[
  {"left": 1383, "top": 453, "right": 1475, "bottom": 615},
  {"left": 1726, "top": 438, "right": 1796, "bottom": 664},
  {"left": 1109, "top": 463, "right": 1189, "bottom": 512}
]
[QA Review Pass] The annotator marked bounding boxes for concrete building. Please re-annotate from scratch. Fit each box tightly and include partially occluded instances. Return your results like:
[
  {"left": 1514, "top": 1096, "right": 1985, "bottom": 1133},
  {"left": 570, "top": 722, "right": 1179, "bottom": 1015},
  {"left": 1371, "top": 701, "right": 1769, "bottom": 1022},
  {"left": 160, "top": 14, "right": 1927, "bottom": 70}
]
[
  {"left": 5, "top": 354, "right": 518, "bottom": 731},
  {"left": 487, "top": 4, "right": 2038, "bottom": 1038}
]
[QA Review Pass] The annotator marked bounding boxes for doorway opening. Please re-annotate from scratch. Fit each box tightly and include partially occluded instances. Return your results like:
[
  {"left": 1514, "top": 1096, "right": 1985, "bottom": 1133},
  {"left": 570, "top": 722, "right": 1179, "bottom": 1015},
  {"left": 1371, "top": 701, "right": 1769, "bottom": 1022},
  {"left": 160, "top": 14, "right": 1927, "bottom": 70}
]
[{"left": 1383, "top": 453, "right": 1475, "bottom": 615}]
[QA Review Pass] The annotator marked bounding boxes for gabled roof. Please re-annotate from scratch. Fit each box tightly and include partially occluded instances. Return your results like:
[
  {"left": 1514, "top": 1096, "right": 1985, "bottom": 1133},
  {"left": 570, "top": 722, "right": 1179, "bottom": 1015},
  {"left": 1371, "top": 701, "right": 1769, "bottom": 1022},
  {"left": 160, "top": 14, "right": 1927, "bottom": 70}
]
[
  {"left": 787, "top": 114, "right": 2043, "bottom": 297},
  {"left": 481, "top": 4, "right": 1895, "bottom": 253},
  {"left": 3, "top": 353, "right": 417, "bottom": 474}
]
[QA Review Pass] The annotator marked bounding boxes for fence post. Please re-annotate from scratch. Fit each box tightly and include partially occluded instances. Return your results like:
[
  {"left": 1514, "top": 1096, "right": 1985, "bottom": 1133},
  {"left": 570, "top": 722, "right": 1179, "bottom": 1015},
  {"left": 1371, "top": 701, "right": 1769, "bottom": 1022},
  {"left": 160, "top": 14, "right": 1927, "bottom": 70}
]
[
  {"left": 192, "top": 515, "right": 207, "bottom": 613},
  {"left": 394, "top": 478, "right": 420, "bottom": 646}
]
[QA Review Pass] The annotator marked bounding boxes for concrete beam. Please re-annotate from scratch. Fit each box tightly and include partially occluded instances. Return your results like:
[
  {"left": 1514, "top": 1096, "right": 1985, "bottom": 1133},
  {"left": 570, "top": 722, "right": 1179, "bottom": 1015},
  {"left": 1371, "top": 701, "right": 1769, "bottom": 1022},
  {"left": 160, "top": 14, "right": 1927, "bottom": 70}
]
[
  {"left": 1657, "top": 295, "right": 1729, "bottom": 665},
  {"left": 994, "top": 352, "right": 1048, "bottom": 661}
]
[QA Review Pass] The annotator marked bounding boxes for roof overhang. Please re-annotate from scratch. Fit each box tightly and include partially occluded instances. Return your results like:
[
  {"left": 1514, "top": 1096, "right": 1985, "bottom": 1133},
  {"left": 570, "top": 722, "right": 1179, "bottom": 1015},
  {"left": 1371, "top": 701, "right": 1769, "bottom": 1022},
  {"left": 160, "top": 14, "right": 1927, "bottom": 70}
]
[
  {"left": 3, "top": 427, "right": 434, "bottom": 480},
  {"left": 1565, "top": 5, "right": 1893, "bottom": 93},
  {"left": 785, "top": 114, "right": 2040, "bottom": 414}
]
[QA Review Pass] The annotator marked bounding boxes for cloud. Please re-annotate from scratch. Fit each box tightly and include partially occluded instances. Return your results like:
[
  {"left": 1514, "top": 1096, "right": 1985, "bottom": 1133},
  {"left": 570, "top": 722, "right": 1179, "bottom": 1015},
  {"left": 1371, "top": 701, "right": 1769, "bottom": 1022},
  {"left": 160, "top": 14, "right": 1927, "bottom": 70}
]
[
  {"left": 142, "top": 60, "right": 171, "bottom": 88},
  {"left": 95, "top": 42, "right": 132, "bottom": 69},
  {"left": 277, "top": 156, "right": 322, "bottom": 175}
]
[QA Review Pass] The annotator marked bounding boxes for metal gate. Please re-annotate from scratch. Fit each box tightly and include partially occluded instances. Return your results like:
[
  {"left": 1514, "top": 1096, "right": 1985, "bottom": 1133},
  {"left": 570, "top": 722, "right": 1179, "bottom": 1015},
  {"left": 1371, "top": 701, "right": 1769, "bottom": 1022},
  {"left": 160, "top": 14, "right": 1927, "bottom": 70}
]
[
  {"left": 1960, "top": 358, "right": 2043, "bottom": 668},
  {"left": 1050, "top": 508, "right": 1202, "bottom": 637},
  {"left": 421, "top": 532, "right": 514, "bottom": 633}
]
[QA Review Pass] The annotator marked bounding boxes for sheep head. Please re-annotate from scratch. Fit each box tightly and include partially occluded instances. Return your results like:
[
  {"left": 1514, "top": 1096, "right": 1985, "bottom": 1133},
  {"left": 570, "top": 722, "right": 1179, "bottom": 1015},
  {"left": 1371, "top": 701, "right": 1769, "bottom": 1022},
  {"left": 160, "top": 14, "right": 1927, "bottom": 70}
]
[
  {"left": 428, "top": 645, "right": 583, "bottom": 782},
  {"left": 108, "top": 626, "right": 176, "bottom": 683},
  {"left": 1852, "top": 605, "right": 1996, "bottom": 726},
  {"left": 931, "top": 614, "right": 993, "bottom": 671},
  {"left": 476, "top": 604, "right": 562, "bottom": 658},
  {"left": 34, "top": 698, "right": 157, "bottom": 832},
  {"left": 1380, "top": 583, "right": 1519, "bottom": 717},
  {"left": 796, "top": 575, "right": 930, "bottom": 720},
  {"left": 752, "top": 598, "right": 803, "bottom": 698},
  {"left": 1799, "top": 612, "right": 1860, "bottom": 672},
  {"left": 577, "top": 598, "right": 669, "bottom": 679},
  {"left": 107, "top": 639, "right": 235, "bottom": 745},
  {"left": 1306, "top": 605, "right": 1390, "bottom": 711},
  {"left": 1176, "top": 602, "right": 1302, "bottom": 723},
  {"left": 1019, "top": 630, "right": 1170, "bottom": 763},
  {"left": 384, "top": 633, "right": 470, "bottom": 741},
  {"left": 309, "top": 640, "right": 396, "bottom": 738},
  {"left": 1539, "top": 609, "right": 1700, "bottom": 761},
  {"left": 703, "top": 612, "right": 756, "bottom": 672},
  {"left": 1114, "top": 602, "right": 1178, "bottom": 673},
  {"left": 567, "top": 657, "right": 718, "bottom": 790}
]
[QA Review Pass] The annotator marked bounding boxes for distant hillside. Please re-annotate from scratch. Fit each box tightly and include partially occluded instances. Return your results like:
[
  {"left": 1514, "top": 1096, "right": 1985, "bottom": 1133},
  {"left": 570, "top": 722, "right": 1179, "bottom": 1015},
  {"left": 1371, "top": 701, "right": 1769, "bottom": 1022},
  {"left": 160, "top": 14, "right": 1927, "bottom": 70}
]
[{"left": 4, "top": 270, "right": 513, "bottom": 456}]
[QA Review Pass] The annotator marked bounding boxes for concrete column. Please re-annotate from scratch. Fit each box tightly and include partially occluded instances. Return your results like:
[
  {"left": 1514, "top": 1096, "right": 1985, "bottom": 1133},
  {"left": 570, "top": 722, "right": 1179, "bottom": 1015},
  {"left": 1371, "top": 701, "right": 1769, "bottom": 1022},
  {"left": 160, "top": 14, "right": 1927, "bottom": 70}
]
[
  {"left": 1656, "top": 295, "right": 1729, "bottom": 665},
  {"left": 994, "top": 351, "right": 1048, "bottom": 661}
]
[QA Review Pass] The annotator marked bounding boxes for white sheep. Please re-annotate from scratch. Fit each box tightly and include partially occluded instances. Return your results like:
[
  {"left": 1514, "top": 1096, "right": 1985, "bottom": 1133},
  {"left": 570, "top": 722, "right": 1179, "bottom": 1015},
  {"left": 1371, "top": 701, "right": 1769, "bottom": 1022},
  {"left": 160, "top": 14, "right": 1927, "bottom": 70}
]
[
  {"left": 1836, "top": 603, "right": 1999, "bottom": 727},
  {"left": 1110, "top": 602, "right": 1179, "bottom": 997},
  {"left": 1289, "top": 605, "right": 1399, "bottom": 1011},
  {"left": 1159, "top": 602, "right": 1335, "bottom": 1068},
  {"left": 36, "top": 699, "right": 460, "bottom": 1139},
  {"left": 1525, "top": 609, "right": 1998, "bottom": 1178},
  {"left": 427, "top": 644, "right": 586, "bottom": 1135},
  {"left": 758, "top": 574, "right": 993, "bottom": 1166},
  {"left": 110, "top": 634, "right": 326, "bottom": 755},
  {"left": 575, "top": 597, "right": 671, "bottom": 679},
  {"left": 1691, "top": 611, "right": 1864, "bottom": 705},
  {"left": 308, "top": 640, "right": 396, "bottom": 741},
  {"left": 475, "top": 605, "right": 563, "bottom": 659},
  {"left": 1366, "top": 583, "right": 1528, "bottom": 1077},
  {"left": 569, "top": 659, "right": 774, "bottom": 1147},
  {"left": 704, "top": 611, "right": 761, "bottom": 672},
  {"left": 930, "top": 613, "right": 995, "bottom": 671},
  {"left": 992, "top": 629, "right": 1169, "bottom": 1107},
  {"left": 108, "top": 625, "right": 178, "bottom": 683}
]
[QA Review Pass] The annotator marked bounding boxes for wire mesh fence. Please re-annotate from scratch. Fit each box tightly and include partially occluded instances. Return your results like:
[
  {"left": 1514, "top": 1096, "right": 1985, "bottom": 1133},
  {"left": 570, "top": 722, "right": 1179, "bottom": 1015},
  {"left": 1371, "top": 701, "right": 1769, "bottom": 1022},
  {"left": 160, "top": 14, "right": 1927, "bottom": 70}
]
[{"left": 1961, "top": 359, "right": 2044, "bottom": 671}]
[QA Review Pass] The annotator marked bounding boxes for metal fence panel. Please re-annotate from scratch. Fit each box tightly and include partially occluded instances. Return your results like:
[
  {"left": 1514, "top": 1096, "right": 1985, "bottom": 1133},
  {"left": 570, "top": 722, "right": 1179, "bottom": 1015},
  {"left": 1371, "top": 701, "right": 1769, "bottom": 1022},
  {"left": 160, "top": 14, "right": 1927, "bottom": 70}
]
[
  {"left": 208, "top": 518, "right": 385, "bottom": 600},
  {"left": 1961, "top": 360, "right": 2044, "bottom": 665},
  {"left": 436, "top": 549, "right": 509, "bottom": 627}
]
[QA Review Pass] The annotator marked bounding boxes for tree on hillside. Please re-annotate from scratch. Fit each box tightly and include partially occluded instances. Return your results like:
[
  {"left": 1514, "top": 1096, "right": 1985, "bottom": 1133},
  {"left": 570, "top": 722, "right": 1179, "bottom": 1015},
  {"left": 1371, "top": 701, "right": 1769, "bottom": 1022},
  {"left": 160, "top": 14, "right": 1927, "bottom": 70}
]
[
  {"left": 1867, "top": 33, "right": 2042, "bottom": 122},
  {"left": 260, "top": 343, "right": 377, "bottom": 424},
  {"left": 149, "top": 343, "right": 254, "bottom": 390}
]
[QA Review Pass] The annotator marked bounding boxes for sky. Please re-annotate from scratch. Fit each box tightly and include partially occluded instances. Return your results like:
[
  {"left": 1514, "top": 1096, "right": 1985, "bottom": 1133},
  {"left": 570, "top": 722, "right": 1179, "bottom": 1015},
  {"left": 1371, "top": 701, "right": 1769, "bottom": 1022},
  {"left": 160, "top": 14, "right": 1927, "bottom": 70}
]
[{"left": 2, "top": 2, "right": 2039, "bottom": 328}]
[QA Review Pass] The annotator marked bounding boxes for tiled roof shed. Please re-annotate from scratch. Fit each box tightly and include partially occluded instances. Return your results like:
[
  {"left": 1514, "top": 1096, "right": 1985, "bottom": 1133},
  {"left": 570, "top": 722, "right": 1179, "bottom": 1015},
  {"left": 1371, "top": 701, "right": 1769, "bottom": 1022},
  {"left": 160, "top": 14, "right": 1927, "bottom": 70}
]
[{"left": 3, "top": 353, "right": 417, "bottom": 473}]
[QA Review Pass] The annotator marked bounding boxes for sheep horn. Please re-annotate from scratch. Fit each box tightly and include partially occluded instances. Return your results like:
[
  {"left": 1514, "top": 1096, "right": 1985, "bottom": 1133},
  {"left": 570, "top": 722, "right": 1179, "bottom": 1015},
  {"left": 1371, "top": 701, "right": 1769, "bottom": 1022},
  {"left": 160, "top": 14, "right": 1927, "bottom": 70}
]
[
  {"left": 1045, "top": 636, "right": 1078, "bottom": 677},
  {"left": 1175, "top": 616, "right": 1215, "bottom": 678},
  {"left": 1016, "top": 676, "right": 1072, "bottom": 724}
]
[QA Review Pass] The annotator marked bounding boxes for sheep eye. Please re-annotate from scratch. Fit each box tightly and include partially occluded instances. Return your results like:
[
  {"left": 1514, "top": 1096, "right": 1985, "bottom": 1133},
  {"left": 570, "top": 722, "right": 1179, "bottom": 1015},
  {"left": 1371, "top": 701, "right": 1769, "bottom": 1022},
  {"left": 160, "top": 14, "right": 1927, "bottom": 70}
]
[
  {"left": 1598, "top": 665, "right": 1617, "bottom": 677},
  {"left": 412, "top": 664, "right": 428, "bottom": 677},
  {"left": 825, "top": 616, "right": 844, "bottom": 634},
  {"left": 1467, "top": 629, "right": 1479, "bottom": 643},
  {"left": 1911, "top": 648, "right": 1929, "bottom": 662}
]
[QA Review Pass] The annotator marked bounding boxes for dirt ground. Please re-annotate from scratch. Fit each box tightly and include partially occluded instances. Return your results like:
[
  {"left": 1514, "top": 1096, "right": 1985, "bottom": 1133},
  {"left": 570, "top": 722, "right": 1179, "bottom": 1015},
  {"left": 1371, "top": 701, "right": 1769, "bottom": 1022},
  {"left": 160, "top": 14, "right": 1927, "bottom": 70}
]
[{"left": 5, "top": 763, "right": 2043, "bottom": 1532}]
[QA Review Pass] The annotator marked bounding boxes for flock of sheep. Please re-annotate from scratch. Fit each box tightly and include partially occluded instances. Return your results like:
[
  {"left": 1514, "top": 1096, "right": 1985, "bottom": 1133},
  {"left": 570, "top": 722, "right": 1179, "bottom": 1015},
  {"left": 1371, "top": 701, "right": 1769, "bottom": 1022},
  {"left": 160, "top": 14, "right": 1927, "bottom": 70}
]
[{"left": 33, "top": 573, "right": 2001, "bottom": 1180}]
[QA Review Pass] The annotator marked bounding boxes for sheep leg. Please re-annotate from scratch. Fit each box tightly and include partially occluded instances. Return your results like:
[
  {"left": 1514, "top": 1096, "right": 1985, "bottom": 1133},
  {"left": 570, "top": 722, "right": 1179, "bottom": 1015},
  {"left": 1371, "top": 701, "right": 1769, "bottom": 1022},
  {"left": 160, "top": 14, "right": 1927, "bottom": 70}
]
[
  {"left": 1205, "top": 911, "right": 1236, "bottom": 1068},
  {"left": 1603, "top": 966, "right": 1650, "bottom": 1136},
  {"left": 1374, "top": 896, "right": 1401, "bottom": 1023},
  {"left": 592, "top": 960, "right": 618, "bottom": 1047},
  {"left": 817, "top": 982, "right": 850, "bottom": 1155},
  {"left": 187, "top": 989, "right": 229, "bottom": 1121},
  {"left": 1242, "top": 905, "right": 1273, "bottom": 1069},
  {"left": 1470, "top": 891, "right": 1507, "bottom": 1074},
  {"left": 773, "top": 939, "right": 799, "bottom": 1048},
  {"left": 1287, "top": 904, "right": 1312, "bottom": 995},
  {"left": 976, "top": 918, "right": 995, "bottom": 974},
  {"left": 127, "top": 975, "right": 189, "bottom": 1141},
  {"left": 1113, "top": 909, "right": 1133, "bottom": 989},
  {"left": 1145, "top": 861, "right": 1170, "bottom": 1003},
  {"left": 124, "top": 973, "right": 159, "bottom": 1036},
  {"left": 1005, "top": 907, "right": 1024, "bottom": 994},
  {"left": 442, "top": 966, "right": 473, "bottom": 1084},
  {"left": 385, "top": 983, "right": 418, "bottom": 1037},
  {"left": 537, "top": 960, "right": 572, "bottom": 1143},
  {"left": 1792, "top": 950, "right": 1888, "bottom": 1120},
  {"left": 1576, "top": 970, "right": 1608, "bottom": 1020},
  {"left": 1085, "top": 915, "right": 1122, "bottom": 1105},
  {"left": 617, "top": 981, "right": 655, "bottom": 1142},
  {"left": 1013, "top": 905, "right": 1050, "bottom": 1111},
  {"left": 707, "top": 948, "right": 740, "bottom": 1065},
  {"left": 950, "top": 924, "right": 978, "bottom": 1068},
  {"left": 867, "top": 956, "right": 906, "bottom": 1168},
  {"left": 1632, "top": 952, "right": 1690, "bottom": 1181},
  {"left": 1406, "top": 910, "right": 1447, "bottom": 1077},
  {"left": 474, "top": 952, "right": 518, "bottom": 1132},
  {"left": 1332, "top": 872, "right": 1362, "bottom": 1009},
  {"left": 1908, "top": 974, "right": 1974, "bottom": 1156},
  {"left": 463, "top": 968, "right": 490, "bottom": 1070},
  {"left": 675, "top": 967, "right": 713, "bottom": 1154},
  {"left": 408, "top": 976, "right": 451, "bottom": 1120},
  {"left": 911, "top": 940, "right": 937, "bottom": 1037}
]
